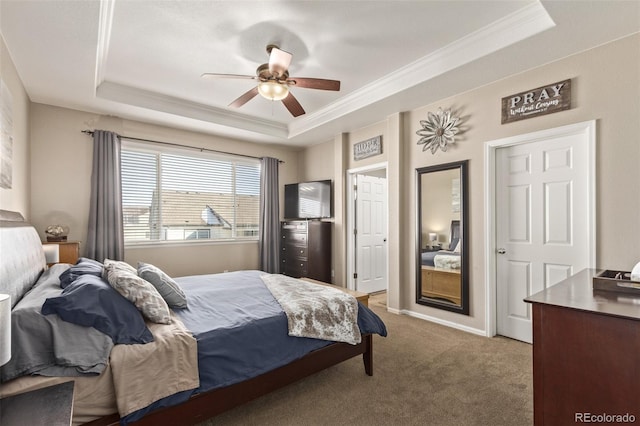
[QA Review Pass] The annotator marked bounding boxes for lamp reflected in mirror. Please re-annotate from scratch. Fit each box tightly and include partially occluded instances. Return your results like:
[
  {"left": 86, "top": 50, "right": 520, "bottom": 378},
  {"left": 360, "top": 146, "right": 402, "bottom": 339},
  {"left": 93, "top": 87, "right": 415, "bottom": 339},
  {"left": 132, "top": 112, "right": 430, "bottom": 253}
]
[{"left": 416, "top": 160, "right": 469, "bottom": 315}]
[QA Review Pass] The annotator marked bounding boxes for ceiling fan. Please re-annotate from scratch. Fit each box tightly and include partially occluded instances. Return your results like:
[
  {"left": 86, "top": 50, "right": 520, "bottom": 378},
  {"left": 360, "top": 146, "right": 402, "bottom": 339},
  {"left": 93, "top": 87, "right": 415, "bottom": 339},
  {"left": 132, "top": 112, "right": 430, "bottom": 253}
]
[{"left": 201, "top": 45, "right": 341, "bottom": 117}]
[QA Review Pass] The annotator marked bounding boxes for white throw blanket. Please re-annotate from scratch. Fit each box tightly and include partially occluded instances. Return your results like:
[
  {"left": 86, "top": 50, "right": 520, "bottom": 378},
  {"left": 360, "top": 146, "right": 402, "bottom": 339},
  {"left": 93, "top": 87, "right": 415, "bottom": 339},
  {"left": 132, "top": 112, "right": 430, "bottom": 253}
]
[
  {"left": 260, "top": 274, "right": 361, "bottom": 345},
  {"left": 434, "top": 254, "right": 461, "bottom": 270}
]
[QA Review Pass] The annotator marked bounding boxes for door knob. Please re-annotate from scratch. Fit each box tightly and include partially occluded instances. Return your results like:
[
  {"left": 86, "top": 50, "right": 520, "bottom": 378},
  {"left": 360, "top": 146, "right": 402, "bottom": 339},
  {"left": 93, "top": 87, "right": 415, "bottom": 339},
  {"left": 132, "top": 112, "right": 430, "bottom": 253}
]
[{"left": 497, "top": 248, "right": 506, "bottom": 254}]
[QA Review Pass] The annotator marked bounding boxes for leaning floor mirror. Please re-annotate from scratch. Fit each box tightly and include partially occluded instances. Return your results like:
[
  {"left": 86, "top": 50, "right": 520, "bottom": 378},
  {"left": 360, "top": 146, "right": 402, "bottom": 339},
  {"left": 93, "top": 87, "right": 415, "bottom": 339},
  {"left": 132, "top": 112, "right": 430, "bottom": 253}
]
[{"left": 416, "top": 160, "right": 469, "bottom": 315}]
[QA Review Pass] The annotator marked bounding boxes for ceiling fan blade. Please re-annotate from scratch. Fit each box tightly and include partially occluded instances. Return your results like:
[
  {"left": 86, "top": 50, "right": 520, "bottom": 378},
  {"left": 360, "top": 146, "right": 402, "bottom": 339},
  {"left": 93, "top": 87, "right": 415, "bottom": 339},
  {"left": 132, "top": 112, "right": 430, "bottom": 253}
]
[
  {"left": 268, "top": 47, "right": 292, "bottom": 77},
  {"left": 282, "top": 92, "right": 305, "bottom": 117},
  {"left": 201, "top": 73, "right": 256, "bottom": 80},
  {"left": 288, "top": 77, "right": 340, "bottom": 91},
  {"left": 229, "top": 87, "right": 259, "bottom": 108}
]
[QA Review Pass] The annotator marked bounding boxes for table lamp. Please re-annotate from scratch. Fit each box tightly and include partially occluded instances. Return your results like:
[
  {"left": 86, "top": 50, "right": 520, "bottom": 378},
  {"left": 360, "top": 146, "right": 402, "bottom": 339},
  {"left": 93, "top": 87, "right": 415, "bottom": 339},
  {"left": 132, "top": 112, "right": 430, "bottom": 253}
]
[
  {"left": 0, "top": 293, "right": 10, "bottom": 366},
  {"left": 428, "top": 232, "right": 438, "bottom": 244},
  {"left": 43, "top": 244, "right": 60, "bottom": 265}
]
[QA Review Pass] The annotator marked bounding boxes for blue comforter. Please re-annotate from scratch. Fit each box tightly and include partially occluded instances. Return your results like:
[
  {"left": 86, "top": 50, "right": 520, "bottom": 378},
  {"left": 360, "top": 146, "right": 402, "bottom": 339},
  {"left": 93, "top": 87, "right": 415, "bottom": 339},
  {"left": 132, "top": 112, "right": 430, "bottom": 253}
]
[{"left": 123, "top": 270, "right": 386, "bottom": 424}]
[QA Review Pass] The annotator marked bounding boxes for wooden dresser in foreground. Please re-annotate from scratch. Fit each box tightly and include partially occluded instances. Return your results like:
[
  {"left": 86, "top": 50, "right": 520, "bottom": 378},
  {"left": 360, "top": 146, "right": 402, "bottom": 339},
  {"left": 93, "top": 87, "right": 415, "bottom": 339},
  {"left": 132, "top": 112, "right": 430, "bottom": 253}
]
[{"left": 524, "top": 269, "right": 640, "bottom": 426}]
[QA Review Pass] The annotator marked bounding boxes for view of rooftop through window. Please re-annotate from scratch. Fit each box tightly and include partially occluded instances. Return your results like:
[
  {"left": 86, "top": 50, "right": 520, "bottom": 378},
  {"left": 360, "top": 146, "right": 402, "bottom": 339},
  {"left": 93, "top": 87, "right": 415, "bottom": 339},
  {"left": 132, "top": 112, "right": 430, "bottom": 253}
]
[{"left": 121, "top": 143, "right": 260, "bottom": 244}]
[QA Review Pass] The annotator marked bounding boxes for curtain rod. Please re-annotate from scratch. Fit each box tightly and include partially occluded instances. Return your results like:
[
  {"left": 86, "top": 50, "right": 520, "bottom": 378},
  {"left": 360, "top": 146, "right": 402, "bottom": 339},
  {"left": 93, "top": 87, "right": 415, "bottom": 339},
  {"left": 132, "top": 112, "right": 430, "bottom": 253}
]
[{"left": 81, "top": 130, "right": 283, "bottom": 163}]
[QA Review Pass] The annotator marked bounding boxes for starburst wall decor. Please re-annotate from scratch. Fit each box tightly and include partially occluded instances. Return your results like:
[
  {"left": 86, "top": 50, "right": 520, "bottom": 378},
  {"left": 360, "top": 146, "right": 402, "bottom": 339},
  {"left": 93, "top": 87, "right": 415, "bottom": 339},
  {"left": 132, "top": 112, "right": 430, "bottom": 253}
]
[{"left": 416, "top": 108, "right": 460, "bottom": 154}]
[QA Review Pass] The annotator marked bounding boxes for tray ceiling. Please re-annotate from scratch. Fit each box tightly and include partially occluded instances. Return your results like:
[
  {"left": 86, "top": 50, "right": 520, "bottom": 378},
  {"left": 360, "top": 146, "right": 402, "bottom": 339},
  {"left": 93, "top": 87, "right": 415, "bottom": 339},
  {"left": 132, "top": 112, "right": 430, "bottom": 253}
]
[{"left": 1, "top": 1, "right": 638, "bottom": 145}]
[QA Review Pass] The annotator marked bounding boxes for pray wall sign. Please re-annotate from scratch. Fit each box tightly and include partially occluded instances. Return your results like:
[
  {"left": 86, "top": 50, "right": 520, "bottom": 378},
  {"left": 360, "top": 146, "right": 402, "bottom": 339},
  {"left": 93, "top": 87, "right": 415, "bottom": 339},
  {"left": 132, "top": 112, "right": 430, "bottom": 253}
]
[{"left": 501, "top": 79, "right": 571, "bottom": 124}]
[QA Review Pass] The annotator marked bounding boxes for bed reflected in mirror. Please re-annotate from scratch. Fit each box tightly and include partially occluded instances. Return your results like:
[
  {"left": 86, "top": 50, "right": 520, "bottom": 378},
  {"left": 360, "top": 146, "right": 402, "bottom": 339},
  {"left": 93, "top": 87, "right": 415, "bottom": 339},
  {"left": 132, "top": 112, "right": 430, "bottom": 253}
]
[{"left": 416, "top": 160, "right": 469, "bottom": 315}]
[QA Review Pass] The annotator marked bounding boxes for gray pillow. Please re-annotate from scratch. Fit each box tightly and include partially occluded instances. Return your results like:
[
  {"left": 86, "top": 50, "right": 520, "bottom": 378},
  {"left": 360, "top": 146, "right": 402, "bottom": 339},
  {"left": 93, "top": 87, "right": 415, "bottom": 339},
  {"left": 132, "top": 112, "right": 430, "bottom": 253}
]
[
  {"left": 137, "top": 262, "right": 187, "bottom": 309},
  {"left": 103, "top": 261, "right": 172, "bottom": 324}
]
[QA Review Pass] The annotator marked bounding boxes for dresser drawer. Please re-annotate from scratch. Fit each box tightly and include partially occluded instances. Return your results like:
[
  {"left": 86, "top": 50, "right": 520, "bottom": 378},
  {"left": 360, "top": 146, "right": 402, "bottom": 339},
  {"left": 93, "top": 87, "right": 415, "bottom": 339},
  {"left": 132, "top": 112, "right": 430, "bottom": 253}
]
[
  {"left": 282, "top": 244, "right": 307, "bottom": 259},
  {"left": 282, "top": 259, "right": 308, "bottom": 278},
  {"left": 282, "top": 232, "right": 307, "bottom": 244}
]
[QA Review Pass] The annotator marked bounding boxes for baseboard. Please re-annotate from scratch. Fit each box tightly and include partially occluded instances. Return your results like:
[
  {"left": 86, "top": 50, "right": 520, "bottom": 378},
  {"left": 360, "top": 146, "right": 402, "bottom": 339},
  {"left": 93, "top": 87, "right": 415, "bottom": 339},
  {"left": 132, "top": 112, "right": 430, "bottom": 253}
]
[{"left": 397, "top": 309, "right": 487, "bottom": 336}]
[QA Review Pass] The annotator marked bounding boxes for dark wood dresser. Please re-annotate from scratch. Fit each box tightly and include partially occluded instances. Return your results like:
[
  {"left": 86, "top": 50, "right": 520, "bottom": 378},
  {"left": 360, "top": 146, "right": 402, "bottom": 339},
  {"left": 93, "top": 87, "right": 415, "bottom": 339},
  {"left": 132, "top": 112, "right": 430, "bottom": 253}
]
[
  {"left": 524, "top": 269, "right": 640, "bottom": 425},
  {"left": 280, "top": 220, "right": 331, "bottom": 282}
]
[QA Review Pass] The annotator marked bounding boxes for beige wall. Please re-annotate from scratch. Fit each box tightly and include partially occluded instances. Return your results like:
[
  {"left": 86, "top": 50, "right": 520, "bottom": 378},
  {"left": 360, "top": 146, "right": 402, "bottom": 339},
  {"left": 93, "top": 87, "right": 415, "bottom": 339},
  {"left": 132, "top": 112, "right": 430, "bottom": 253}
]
[
  {"left": 10, "top": 31, "right": 640, "bottom": 334},
  {"left": 406, "top": 33, "right": 640, "bottom": 331},
  {"left": 297, "top": 139, "right": 334, "bottom": 181},
  {"left": 346, "top": 121, "right": 387, "bottom": 170},
  {"left": 297, "top": 139, "right": 338, "bottom": 281},
  {"left": 311, "top": 33, "right": 639, "bottom": 333},
  {"left": 29, "top": 104, "right": 300, "bottom": 276},
  {"left": 0, "top": 36, "right": 31, "bottom": 218},
  {"left": 296, "top": 121, "right": 390, "bottom": 287}
]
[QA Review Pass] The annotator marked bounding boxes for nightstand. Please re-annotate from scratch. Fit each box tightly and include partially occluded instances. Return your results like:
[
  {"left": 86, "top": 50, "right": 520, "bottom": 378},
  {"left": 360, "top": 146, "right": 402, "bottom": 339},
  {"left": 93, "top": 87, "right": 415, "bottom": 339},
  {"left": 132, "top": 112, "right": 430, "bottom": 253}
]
[
  {"left": 43, "top": 241, "right": 80, "bottom": 264},
  {"left": 0, "top": 381, "right": 74, "bottom": 426},
  {"left": 422, "top": 245, "right": 442, "bottom": 253}
]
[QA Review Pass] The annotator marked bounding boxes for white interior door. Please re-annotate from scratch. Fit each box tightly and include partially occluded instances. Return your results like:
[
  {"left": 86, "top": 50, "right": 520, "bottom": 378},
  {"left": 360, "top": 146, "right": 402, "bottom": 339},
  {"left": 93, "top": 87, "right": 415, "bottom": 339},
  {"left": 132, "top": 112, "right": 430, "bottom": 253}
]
[
  {"left": 495, "top": 123, "right": 595, "bottom": 343},
  {"left": 355, "top": 174, "right": 388, "bottom": 293}
]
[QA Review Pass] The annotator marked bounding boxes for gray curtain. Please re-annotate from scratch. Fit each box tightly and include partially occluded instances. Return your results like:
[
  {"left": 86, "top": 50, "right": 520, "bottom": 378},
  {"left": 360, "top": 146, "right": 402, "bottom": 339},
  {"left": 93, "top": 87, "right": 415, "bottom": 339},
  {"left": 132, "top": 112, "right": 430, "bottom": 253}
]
[
  {"left": 259, "top": 157, "right": 280, "bottom": 273},
  {"left": 86, "top": 130, "right": 124, "bottom": 261}
]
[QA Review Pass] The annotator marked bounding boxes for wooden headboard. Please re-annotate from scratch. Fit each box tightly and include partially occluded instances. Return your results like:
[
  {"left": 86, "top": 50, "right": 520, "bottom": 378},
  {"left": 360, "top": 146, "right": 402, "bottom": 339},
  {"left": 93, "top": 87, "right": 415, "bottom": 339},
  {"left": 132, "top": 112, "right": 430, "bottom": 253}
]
[{"left": 0, "top": 210, "right": 46, "bottom": 308}]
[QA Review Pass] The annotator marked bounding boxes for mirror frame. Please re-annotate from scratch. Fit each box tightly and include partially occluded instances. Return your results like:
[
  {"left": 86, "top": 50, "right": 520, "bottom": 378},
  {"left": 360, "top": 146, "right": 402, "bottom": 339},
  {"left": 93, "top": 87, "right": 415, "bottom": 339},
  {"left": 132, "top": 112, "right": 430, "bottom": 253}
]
[{"left": 415, "top": 160, "right": 469, "bottom": 315}]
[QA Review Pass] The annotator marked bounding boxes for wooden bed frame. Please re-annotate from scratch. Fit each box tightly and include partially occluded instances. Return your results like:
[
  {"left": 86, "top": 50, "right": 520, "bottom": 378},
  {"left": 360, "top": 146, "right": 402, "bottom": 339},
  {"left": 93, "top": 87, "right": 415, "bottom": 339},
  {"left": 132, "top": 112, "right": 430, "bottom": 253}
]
[
  {"left": 85, "top": 334, "right": 373, "bottom": 425},
  {"left": 0, "top": 210, "right": 376, "bottom": 426}
]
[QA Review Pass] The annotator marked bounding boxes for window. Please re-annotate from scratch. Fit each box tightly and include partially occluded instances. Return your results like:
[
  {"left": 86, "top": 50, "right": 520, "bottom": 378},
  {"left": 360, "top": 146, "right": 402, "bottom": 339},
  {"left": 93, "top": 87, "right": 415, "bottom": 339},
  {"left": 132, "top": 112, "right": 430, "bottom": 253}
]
[{"left": 121, "top": 140, "right": 261, "bottom": 245}]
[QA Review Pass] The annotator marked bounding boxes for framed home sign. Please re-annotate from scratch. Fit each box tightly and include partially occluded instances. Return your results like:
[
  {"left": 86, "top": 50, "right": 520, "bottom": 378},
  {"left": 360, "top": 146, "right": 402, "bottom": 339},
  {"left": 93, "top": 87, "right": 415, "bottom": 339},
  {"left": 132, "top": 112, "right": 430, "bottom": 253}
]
[
  {"left": 354, "top": 135, "right": 382, "bottom": 161},
  {"left": 501, "top": 79, "right": 571, "bottom": 124}
]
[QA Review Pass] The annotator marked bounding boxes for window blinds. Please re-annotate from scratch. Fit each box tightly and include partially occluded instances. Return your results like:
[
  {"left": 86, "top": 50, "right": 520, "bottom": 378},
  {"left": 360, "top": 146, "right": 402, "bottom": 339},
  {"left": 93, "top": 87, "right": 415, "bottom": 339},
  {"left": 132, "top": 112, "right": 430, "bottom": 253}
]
[{"left": 121, "top": 142, "right": 260, "bottom": 244}]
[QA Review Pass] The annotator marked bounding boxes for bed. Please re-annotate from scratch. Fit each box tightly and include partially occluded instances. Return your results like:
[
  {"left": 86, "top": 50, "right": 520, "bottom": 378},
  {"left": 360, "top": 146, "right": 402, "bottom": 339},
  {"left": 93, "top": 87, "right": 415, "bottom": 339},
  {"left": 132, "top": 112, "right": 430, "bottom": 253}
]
[
  {"left": 0, "top": 210, "right": 386, "bottom": 425},
  {"left": 421, "top": 220, "right": 461, "bottom": 270}
]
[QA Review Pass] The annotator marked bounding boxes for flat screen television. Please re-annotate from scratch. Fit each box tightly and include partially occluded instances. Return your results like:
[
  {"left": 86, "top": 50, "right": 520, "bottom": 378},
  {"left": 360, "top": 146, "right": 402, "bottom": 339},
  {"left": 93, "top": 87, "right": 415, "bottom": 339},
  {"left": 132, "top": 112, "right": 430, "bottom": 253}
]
[{"left": 284, "top": 180, "right": 332, "bottom": 219}]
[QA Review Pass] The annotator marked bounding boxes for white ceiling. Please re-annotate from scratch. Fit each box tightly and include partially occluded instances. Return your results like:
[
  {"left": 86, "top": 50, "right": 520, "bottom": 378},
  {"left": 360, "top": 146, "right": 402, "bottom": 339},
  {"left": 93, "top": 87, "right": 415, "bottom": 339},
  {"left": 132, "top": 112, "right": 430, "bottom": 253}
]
[{"left": 1, "top": 1, "right": 639, "bottom": 146}]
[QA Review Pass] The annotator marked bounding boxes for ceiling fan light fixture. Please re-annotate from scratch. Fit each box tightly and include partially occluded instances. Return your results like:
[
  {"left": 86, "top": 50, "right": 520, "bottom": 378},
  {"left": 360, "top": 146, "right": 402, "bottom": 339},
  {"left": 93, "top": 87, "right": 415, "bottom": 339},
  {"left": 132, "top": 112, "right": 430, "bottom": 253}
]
[{"left": 258, "top": 81, "right": 289, "bottom": 101}]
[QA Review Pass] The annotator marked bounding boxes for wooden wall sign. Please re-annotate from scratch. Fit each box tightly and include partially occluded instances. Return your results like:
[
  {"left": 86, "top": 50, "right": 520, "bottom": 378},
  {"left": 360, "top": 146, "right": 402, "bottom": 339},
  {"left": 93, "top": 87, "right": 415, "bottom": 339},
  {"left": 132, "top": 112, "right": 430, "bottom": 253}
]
[
  {"left": 501, "top": 79, "right": 571, "bottom": 124},
  {"left": 354, "top": 135, "right": 382, "bottom": 160}
]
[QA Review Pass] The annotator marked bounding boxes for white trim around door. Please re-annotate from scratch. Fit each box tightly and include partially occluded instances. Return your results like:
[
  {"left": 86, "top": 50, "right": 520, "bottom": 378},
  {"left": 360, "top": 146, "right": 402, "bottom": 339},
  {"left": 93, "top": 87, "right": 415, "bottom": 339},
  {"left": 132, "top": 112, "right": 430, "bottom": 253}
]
[
  {"left": 483, "top": 120, "right": 597, "bottom": 338},
  {"left": 346, "top": 162, "right": 389, "bottom": 292}
]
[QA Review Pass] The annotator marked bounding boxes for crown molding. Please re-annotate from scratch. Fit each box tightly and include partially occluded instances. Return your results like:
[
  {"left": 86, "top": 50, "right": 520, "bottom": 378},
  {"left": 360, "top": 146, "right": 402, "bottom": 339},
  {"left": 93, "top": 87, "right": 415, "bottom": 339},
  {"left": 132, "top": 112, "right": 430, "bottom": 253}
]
[
  {"left": 93, "top": 1, "right": 554, "bottom": 141},
  {"left": 96, "top": 81, "right": 289, "bottom": 138},
  {"left": 94, "top": 0, "right": 115, "bottom": 88},
  {"left": 288, "top": 1, "right": 555, "bottom": 138}
]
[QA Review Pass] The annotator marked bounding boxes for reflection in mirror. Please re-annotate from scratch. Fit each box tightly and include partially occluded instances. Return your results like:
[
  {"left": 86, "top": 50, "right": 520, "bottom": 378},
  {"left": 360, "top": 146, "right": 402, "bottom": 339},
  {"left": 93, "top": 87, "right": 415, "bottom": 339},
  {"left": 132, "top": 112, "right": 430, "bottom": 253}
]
[{"left": 416, "top": 160, "right": 469, "bottom": 315}]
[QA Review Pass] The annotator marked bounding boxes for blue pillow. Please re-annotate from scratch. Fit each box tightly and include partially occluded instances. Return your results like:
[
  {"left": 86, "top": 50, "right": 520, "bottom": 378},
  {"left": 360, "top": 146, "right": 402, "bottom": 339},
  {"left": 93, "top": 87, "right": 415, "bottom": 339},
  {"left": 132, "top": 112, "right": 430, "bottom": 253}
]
[
  {"left": 59, "top": 257, "right": 104, "bottom": 288},
  {"left": 42, "top": 274, "right": 154, "bottom": 344},
  {"left": 448, "top": 237, "right": 459, "bottom": 251}
]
